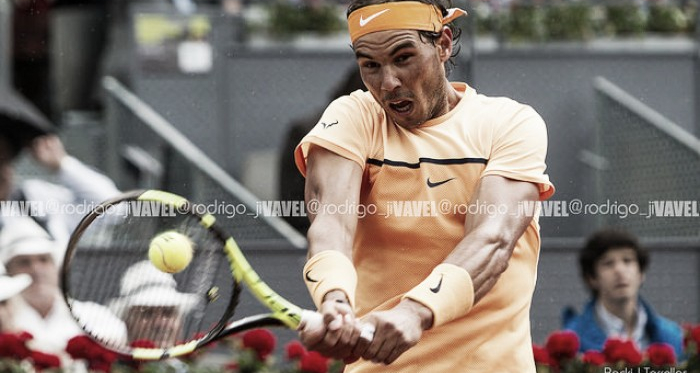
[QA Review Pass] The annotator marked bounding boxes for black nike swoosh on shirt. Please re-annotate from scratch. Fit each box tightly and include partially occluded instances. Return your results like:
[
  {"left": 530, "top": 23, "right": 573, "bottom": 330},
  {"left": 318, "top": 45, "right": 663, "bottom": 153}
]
[
  {"left": 427, "top": 177, "right": 455, "bottom": 188},
  {"left": 305, "top": 270, "right": 318, "bottom": 283},
  {"left": 430, "top": 275, "right": 443, "bottom": 293}
]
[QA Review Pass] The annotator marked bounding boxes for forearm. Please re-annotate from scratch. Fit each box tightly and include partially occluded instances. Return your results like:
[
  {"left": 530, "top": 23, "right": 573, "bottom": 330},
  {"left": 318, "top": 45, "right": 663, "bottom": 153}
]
[
  {"left": 303, "top": 146, "right": 363, "bottom": 306},
  {"left": 446, "top": 176, "right": 538, "bottom": 304},
  {"left": 445, "top": 226, "right": 522, "bottom": 304},
  {"left": 304, "top": 204, "right": 358, "bottom": 306},
  {"left": 306, "top": 212, "right": 355, "bottom": 259}
]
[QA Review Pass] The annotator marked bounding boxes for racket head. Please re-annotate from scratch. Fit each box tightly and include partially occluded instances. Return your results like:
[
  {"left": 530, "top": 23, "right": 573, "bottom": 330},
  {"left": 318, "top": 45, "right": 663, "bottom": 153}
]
[{"left": 61, "top": 190, "right": 242, "bottom": 359}]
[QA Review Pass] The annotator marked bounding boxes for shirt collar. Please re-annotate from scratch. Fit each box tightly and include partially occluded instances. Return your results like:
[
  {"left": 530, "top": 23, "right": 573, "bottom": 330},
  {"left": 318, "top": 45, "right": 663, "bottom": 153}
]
[{"left": 595, "top": 299, "right": 648, "bottom": 346}]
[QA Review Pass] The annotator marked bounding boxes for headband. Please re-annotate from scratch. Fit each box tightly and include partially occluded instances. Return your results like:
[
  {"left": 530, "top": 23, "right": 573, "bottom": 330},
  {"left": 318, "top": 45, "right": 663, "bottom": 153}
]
[{"left": 348, "top": 1, "right": 467, "bottom": 43}]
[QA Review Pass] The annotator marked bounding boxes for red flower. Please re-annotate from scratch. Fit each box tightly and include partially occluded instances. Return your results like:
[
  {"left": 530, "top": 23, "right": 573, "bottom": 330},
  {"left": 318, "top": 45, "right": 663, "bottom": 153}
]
[
  {"left": 581, "top": 350, "right": 606, "bottom": 366},
  {"left": 0, "top": 332, "right": 33, "bottom": 359},
  {"left": 545, "top": 330, "right": 580, "bottom": 360},
  {"left": 684, "top": 324, "right": 700, "bottom": 354},
  {"left": 299, "top": 351, "right": 329, "bottom": 373},
  {"left": 30, "top": 351, "right": 62, "bottom": 371},
  {"left": 646, "top": 343, "right": 676, "bottom": 367},
  {"left": 286, "top": 341, "right": 308, "bottom": 360},
  {"left": 17, "top": 331, "right": 34, "bottom": 342},
  {"left": 603, "top": 338, "right": 643, "bottom": 366},
  {"left": 130, "top": 339, "right": 157, "bottom": 349},
  {"left": 66, "top": 335, "right": 119, "bottom": 373},
  {"left": 66, "top": 335, "right": 95, "bottom": 360},
  {"left": 242, "top": 329, "right": 276, "bottom": 361},
  {"left": 532, "top": 344, "right": 552, "bottom": 366}
]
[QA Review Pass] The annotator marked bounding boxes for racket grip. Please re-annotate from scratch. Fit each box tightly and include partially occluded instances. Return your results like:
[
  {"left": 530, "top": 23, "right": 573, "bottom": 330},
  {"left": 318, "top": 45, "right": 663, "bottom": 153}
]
[{"left": 298, "top": 310, "right": 324, "bottom": 332}]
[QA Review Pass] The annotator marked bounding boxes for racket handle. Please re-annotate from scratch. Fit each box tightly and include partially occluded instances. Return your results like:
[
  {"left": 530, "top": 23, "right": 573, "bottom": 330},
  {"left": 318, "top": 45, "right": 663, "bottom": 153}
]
[{"left": 298, "top": 310, "right": 324, "bottom": 331}]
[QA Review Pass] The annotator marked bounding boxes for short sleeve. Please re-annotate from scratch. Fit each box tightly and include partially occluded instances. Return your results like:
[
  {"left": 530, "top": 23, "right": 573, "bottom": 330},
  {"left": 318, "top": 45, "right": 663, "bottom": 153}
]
[
  {"left": 295, "top": 93, "right": 376, "bottom": 177},
  {"left": 481, "top": 106, "right": 555, "bottom": 200}
]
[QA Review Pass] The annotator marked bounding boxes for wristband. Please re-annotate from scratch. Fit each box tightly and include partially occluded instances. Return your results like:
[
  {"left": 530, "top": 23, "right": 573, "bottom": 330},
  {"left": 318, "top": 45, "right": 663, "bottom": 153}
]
[
  {"left": 402, "top": 263, "right": 474, "bottom": 327},
  {"left": 303, "top": 250, "right": 358, "bottom": 309}
]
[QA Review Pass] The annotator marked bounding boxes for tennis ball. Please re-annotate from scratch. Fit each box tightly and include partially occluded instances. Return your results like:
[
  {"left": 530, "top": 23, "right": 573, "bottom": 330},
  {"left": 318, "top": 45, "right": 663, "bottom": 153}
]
[{"left": 148, "top": 231, "right": 193, "bottom": 274}]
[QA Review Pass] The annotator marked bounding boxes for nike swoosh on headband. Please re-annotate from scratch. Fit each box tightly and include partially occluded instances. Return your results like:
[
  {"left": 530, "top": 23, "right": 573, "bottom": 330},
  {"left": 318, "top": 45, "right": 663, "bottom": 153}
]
[{"left": 359, "top": 9, "right": 390, "bottom": 27}]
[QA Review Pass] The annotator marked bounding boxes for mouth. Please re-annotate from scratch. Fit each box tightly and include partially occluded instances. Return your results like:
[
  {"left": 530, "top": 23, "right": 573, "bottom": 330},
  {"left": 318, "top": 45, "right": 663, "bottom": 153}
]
[{"left": 387, "top": 99, "right": 413, "bottom": 116}]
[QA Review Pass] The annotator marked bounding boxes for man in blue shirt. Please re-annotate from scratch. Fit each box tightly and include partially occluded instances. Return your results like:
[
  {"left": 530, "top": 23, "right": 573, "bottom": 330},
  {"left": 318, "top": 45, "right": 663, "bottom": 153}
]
[{"left": 563, "top": 229, "right": 683, "bottom": 356}]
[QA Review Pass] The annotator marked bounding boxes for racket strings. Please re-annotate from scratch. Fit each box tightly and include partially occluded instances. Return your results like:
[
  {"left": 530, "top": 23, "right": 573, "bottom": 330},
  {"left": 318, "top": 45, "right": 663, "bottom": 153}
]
[{"left": 64, "top": 199, "right": 236, "bottom": 354}]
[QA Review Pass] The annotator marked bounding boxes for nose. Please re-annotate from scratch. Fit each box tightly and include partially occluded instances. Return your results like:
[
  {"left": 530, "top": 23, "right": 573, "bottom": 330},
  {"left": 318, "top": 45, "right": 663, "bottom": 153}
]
[
  {"left": 380, "top": 67, "right": 401, "bottom": 92},
  {"left": 612, "top": 260, "right": 629, "bottom": 275}
]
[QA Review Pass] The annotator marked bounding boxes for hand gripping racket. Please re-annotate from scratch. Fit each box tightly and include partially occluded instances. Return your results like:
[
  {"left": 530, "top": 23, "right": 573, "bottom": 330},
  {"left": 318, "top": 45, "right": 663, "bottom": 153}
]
[{"left": 61, "top": 190, "right": 323, "bottom": 360}]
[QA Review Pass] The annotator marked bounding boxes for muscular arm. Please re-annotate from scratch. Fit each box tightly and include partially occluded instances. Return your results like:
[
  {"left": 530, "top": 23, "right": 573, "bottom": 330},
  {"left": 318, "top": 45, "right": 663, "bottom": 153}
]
[
  {"left": 304, "top": 145, "right": 363, "bottom": 262},
  {"left": 446, "top": 175, "right": 539, "bottom": 303},
  {"left": 299, "top": 145, "right": 365, "bottom": 358}
]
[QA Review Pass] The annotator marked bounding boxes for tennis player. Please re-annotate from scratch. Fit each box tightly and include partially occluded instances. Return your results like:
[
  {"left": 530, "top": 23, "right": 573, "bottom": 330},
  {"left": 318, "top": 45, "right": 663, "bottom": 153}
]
[{"left": 294, "top": 0, "right": 555, "bottom": 371}]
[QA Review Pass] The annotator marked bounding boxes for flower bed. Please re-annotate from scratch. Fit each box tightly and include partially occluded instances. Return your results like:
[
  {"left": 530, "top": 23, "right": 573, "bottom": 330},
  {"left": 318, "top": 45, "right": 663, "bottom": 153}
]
[
  {"left": 1, "top": 324, "right": 699, "bottom": 372},
  {"left": 0, "top": 329, "right": 342, "bottom": 373},
  {"left": 534, "top": 324, "right": 700, "bottom": 373}
]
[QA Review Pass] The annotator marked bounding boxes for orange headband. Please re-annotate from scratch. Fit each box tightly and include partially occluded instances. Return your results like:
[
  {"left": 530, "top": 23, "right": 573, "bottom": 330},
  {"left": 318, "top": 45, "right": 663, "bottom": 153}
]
[{"left": 348, "top": 2, "right": 467, "bottom": 43}]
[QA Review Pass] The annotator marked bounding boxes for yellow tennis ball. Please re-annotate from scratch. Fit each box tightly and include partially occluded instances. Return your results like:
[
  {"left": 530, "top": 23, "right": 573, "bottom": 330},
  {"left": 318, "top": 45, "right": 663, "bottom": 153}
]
[{"left": 148, "top": 231, "right": 193, "bottom": 274}]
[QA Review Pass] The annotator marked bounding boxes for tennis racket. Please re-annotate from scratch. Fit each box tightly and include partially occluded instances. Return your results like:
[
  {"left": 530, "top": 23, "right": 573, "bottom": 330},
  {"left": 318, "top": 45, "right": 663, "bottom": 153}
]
[{"left": 61, "top": 189, "right": 324, "bottom": 360}]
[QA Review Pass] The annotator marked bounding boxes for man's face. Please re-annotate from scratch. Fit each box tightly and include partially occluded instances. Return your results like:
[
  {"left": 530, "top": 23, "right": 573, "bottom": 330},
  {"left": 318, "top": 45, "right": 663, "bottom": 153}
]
[
  {"left": 589, "top": 247, "right": 644, "bottom": 304},
  {"left": 353, "top": 28, "right": 452, "bottom": 129},
  {"left": 6, "top": 254, "right": 58, "bottom": 294},
  {"left": 125, "top": 305, "right": 183, "bottom": 347}
]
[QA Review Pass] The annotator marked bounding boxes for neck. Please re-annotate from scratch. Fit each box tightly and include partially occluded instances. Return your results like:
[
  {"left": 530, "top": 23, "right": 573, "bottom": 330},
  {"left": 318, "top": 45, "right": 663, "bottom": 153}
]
[
  {"left": 600, "top": 297, "right": 639, "bottom": 333},
  {"left": 445, "top": 81, "right": 463, "bottom": 111},
  {"left": 429, "top": 81, "right": 462, "bottom": 120},
  {"left": 23, "top": 289, "right": 57, "bottom": 318}
]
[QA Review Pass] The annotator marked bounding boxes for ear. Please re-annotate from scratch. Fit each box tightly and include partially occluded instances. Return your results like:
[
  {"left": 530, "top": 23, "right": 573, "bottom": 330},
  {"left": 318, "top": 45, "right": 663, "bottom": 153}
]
[{"left": 437, "top": 26, "right": 453, "bottom": 63}]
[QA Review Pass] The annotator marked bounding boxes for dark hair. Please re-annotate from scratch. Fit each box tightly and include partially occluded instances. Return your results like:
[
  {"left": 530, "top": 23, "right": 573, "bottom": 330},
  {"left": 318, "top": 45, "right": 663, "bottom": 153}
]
[
  {"left": 579, "top": 228, "right": 649, "bottom": 297},
  {"left": 347, "top": 0, "right": 462, "bottom": 76}
]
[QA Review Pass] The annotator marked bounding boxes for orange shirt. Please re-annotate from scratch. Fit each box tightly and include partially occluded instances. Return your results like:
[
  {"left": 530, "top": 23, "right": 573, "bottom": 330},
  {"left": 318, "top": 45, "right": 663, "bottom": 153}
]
[{"left": 296, "top": 83, "right": 554, "bottom": 372}]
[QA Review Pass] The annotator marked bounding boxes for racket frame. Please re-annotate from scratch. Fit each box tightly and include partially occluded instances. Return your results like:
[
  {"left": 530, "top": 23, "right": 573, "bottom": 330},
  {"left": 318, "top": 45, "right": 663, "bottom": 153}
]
[{"left": 61, "top": 189, "right": 313, "bottom": 360}]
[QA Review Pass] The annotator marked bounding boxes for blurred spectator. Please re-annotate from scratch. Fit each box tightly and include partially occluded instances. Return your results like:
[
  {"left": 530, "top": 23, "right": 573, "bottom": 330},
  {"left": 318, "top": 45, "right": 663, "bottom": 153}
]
[
  {"left": 0, "top": 91, "right": 120, "bottom": 247},
  {"left": 277, "top": 66, "right": 365, "bottom": 233},
  {"left": 70, "top": 300, "right": 128, "bottom": 347},
  {"left": 0, "top": 218, "right": 82, "bottom": 355},
  {"left": 0, "top": 262, "right": 32, "bottom": 333},
  {"left": 109, "top": 261, "right": 198, "bottom": 348},
  {"left": 1, "top": 133, "right": 121, "bottom": 246},
  {"left": 563, "top": 228, "right": 683, "bottom": 356}
]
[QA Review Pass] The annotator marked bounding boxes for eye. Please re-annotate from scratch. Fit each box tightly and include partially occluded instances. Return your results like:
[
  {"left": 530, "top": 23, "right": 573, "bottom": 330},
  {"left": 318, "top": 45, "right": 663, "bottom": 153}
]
[
  {"left": 600, "top": 259, "right": 614, "bottom": 268},
  {"left": 362, "top": 61, "right": 379, "bottom": 70},
  {"left": 395, "top": 53, "right": 412, "bottom": 63}
]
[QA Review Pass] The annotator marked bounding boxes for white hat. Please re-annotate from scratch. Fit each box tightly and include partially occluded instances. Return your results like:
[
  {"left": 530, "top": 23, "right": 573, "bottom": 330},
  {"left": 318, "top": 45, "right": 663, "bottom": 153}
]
[
  {"left": 0, "top": 262, "right": 32, "bottom": 302},
  {"left": 109, "top": 261, "right": 199, "bottom": 318},
  {"left": 0, "top": 217, "right": 57, "bottom": 265}
]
